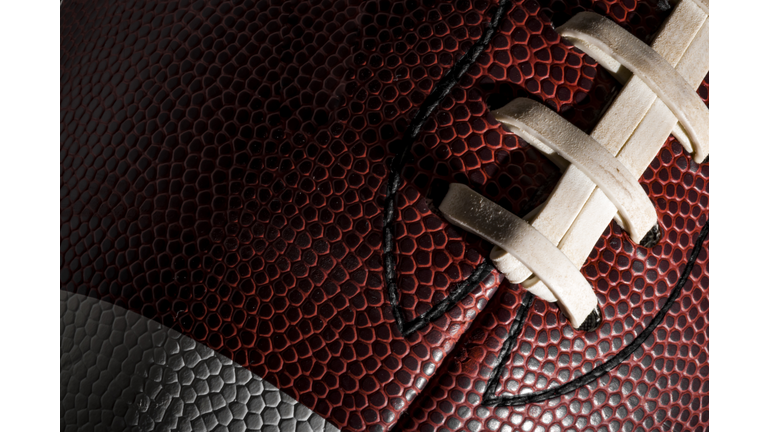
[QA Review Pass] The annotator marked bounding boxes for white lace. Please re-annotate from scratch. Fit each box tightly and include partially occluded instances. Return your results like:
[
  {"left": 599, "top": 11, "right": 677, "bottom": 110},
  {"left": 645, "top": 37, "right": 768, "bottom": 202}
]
[{"left": 439, "top": 0, "right": 709, "bottom": 328}]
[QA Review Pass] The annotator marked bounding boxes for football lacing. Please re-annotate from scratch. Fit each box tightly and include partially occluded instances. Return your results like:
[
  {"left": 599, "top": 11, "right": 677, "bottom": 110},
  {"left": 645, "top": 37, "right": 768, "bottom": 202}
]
[{"left": 439, "top": 0, "right": 709, "bottom": 330}]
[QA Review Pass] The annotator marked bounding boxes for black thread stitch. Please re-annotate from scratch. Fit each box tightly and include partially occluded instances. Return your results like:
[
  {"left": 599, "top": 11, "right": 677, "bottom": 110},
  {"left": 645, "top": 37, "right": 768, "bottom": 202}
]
[
  {"left": 482, "top": 221, "right": 709, "bottom": 406},
  {"left": 384, "top": 0, "right": 513, "bottom": 337},
  {"left": 381, "top": 0, "right": 710, "bottom": 411}
]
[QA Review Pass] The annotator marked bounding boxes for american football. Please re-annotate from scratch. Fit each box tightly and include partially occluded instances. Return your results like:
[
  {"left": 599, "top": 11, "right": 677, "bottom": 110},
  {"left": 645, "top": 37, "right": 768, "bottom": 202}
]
[{"left": 60, "top": 0, "right": 710, "bottom": 430}]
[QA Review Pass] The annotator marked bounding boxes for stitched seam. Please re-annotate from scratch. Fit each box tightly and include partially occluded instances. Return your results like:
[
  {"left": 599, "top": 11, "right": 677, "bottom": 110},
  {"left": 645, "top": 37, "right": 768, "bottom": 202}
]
[
  {"left": 482, "top": 221, "right": 709, "bottom": 406},
  {"left": 384, "top": 0, "right": 513, "bottom": 338},
  {"left": 381, "top": 0, "right": 709, "bottom": 412}
]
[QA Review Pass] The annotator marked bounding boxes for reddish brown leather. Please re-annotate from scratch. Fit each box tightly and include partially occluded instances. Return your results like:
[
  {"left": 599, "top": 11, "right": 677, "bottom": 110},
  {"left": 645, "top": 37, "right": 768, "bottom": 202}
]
[
  {"left": 398, "top": 135, "right": 709, "bottom": 432},
  {"left": 60, "top": 0, "right": 708, "bottom": 430}
]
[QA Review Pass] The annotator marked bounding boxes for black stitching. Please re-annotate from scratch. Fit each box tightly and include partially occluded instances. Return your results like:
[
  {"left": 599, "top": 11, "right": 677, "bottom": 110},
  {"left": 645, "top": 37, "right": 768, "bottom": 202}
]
[
  {"left": 384, "top": 0, "right": 513, "bottom": 337},
  {"left": 381, "top": 0, "right": 709, "bottom": 409},
  {"left": 482, "top": 290, "right": 536, "bottom": 399},
  {"left": 482, "top": 221, "right": 709, "bottom": 406}
]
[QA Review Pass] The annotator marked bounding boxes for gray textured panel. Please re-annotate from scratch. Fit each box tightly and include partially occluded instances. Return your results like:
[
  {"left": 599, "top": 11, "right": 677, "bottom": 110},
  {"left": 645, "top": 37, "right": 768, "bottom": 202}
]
[{"left": 61, "top": 291, "right": 340, "bottom": 432}]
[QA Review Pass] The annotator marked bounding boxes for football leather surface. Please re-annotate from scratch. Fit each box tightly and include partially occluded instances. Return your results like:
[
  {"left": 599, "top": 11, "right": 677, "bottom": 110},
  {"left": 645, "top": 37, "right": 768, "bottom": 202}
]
[{"left": 60, "top": 0, "right": 709, "bottom": 430}]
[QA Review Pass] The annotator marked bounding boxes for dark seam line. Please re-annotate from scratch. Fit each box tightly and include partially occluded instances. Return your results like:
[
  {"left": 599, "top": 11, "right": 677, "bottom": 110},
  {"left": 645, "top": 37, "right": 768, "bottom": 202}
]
[
  {"left": 483, "top": 289, "right": 535, "bottom": 400},
  {"left": 482, "top": 220, "right": 709, "bottom": 406},
  {"left": 384, "top": 0, "right": 513, "bottom": 338}
]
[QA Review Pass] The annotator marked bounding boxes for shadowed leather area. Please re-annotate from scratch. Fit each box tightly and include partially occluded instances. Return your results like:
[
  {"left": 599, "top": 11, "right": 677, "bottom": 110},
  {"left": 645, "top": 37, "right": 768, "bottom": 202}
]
[{"left": 61, "top": 291, "right": 340, "bottom": 431}]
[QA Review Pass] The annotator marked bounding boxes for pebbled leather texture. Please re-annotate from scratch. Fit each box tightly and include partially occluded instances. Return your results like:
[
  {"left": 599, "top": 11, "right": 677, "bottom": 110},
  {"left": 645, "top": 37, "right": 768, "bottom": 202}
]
[
  {"left": 60, "top": 0, "right": 709, "bottom": 430},
  {"left": 61, "top": 291, "right": 340, "bottom": 432}
]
